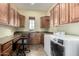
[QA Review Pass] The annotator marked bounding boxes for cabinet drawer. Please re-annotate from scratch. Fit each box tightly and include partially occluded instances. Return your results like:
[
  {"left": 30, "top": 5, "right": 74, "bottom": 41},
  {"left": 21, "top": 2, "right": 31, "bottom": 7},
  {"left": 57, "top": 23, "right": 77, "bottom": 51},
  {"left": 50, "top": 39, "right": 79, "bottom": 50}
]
[
  {"left": 3, "top": 45, "right": 12, "bottom": 56},
  {"left": 2, "top": 41, "right": 12, "bottom": 51}
]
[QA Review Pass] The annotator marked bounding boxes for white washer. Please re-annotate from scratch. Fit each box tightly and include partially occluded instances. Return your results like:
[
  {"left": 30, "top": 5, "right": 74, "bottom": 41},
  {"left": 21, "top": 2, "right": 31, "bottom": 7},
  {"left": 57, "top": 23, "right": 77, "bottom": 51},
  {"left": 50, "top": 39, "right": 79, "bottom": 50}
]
[
  {"left": 44, "top": 34, "right": 54, "bottom": 56},
  {"left": 64, "top": 36, "right": 79, "bottom": 56}
]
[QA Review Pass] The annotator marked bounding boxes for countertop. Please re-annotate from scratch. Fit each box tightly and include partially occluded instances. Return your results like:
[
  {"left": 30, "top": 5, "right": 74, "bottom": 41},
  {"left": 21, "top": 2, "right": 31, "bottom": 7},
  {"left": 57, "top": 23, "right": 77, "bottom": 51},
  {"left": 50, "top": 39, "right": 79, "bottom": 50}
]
[
  {"left": 0, "top": 34, "right": 21, "bottom": 44},
  {"left": 44, "top": 33, "right": 79, "bottom": 41},
  {"left": 64, "top": 35, "right": 79, "bottom": 41},
  {"left": 14, "top": 31, "right": 53, "bottom": 34}
]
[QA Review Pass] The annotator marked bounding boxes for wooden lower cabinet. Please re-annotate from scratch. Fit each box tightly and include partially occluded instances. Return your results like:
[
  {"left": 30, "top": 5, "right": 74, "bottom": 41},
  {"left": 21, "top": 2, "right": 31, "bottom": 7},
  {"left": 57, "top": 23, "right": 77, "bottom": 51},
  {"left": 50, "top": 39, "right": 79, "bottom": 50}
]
[
  {"left": 30, "top": 32, "right": 43, "bottom": 44},
  {"left": 0, "top": 35, "right": 21, "bottom": 56},
  {"left": 2, "top": 41, "right": 12, "bottom": 51},
  {"left": 41, "top": 33, "right": 44, "bottom": 44},
  {"left": 2, "top": 45, "right": 12, "bottom": 56},
  {"left": 0, "top": 40, "right": 12, "bottom": 56}
]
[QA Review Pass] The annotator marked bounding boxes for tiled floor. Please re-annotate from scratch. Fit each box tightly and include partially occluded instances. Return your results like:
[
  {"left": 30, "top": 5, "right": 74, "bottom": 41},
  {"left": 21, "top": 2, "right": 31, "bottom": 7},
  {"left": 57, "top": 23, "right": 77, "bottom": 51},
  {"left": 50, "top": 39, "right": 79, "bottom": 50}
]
[
  {"left": 12, "top": 44, "right": 46, "bottom": 56},
  {"left": 26, "top": 45, "right": 46, "bottom": 56}
]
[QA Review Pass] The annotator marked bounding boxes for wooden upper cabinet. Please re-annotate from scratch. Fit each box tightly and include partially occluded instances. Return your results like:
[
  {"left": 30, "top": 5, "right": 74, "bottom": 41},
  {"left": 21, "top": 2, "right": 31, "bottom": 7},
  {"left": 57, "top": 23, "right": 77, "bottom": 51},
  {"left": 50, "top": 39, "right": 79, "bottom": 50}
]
[
  {"left": 0, "top": 3, "right": 9, "bottom": 24},
  {"left": 8, "top": 4, "right": 15, "bottom": 26},
  {"left": 8, "top": 4, "right": 21, "bottom": 27},
  {"left": 17, "top": 13, "right": 20, "bottom": 27},
  {"left": 0, "top": 3, "right": 26, "bottom": 27},
  {"left": 14, "top": 10, "right": 18, "bottom": 27},
  {"left": 19, "top": 14, "right": 25, "bottom": 27},
  {"left": 70, "top": 3, "right": 79, "bottom": 23},
  {"left": 60, "top": 3, "right": 69, "bottom": 24},
  {"left": 75, "top": 4, "right": 79, "bottom": 21},
  {"left": 50, "top": 9, "right": 54, "bottom": 26},
  {"left": 41, "top": 16, "right": 50, "bottom": 28},
  {"left": 53, "top": 4, "right": 60, "bottom": 26},
  {"left": 69, "top": 3, "right": 75, "bottom": 23},
  {"left": 15, "top": 12, "right": 25, "bottom": 27}
]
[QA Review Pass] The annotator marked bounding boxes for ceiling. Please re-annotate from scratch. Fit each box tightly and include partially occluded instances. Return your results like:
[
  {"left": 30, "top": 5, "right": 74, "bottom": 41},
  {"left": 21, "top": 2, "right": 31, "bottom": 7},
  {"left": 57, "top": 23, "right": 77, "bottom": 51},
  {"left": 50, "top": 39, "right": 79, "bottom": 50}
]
[{"left": 14, "top": 3, "right": 54, "bottom": 12}]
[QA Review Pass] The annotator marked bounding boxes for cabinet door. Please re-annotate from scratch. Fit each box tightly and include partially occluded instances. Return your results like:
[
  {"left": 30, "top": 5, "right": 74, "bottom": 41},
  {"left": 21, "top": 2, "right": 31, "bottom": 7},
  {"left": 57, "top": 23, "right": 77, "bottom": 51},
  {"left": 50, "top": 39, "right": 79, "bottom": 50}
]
[
  {"left": 16, "top": 13, "right": 20, "bottom": 27},
  {"left": 30, "top": 33, "right": 36, "bottom": 44},
  {"left": 8, "top": 5, "right": 15, "bottom": 26},
  {"left": 70, "top": 3, "right": 75, "bottom": 23},
  {"left": 40, "top": 33, "right": 44, "bottom": 45},
  {"left": 41, "top": 16, "right": 50, "bottom": 28},
  {"left": 0, "top": 3, "right": 9, "bottom": 24},
  {"left": 70, "top": 3, "right": 79, "bottom": 23},
  {"left": 41, "top": 17, "right": 44, "bottom": 28},
  {"left": 34, "top": 33, "right": 41, "bottom": 44},
  {"left": 19, "top": 15, "right": 25, "bottom": 27},
  {"left": 53, "top": 4, "right": 60, "bottom": 26},
  {"left": 44, "top": 16, "right": 50, "bottom": 28},
  {"left": 60, "top": 3, "right": 69, "bottom": 24},
  {"left": 50, "top": 9, "right": 54, "bottom": 26},
  {"left": 3, "top": 45, "right": 12, "bottom": 56},
  {"left": 75, "top": 4, "right": 79, "bottom": 22},
  {"left": 14, "top": 11, "right": 18, "bottom": 27}
]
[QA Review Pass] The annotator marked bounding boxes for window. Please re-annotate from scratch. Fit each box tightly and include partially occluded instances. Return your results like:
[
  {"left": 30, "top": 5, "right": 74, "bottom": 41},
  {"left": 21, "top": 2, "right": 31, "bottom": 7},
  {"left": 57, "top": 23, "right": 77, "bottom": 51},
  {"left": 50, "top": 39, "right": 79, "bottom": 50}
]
[{"left": 29, "top": 17, "right": 35, "bottom": 31}]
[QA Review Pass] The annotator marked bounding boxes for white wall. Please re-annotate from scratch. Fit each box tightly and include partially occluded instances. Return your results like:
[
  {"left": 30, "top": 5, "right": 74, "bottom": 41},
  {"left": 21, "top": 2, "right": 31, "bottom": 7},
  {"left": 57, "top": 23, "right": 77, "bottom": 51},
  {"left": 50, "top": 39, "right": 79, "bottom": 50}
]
[
  {"left": 0, "top": 25, "right": 15, "bottom": 38},
  {"left": 16, "top": 9, "right": 49, "bottom": 32},
  {"left": 56, "top": 22, "right": 79, "bottom": 36}
]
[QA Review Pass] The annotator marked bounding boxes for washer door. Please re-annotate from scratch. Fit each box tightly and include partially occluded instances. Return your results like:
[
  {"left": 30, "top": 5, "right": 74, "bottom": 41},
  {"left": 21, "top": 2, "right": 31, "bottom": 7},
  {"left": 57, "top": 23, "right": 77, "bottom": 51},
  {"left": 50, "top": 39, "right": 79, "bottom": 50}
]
[{"left": 51, "top": 41, "right": 64, "bottom": 56}]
